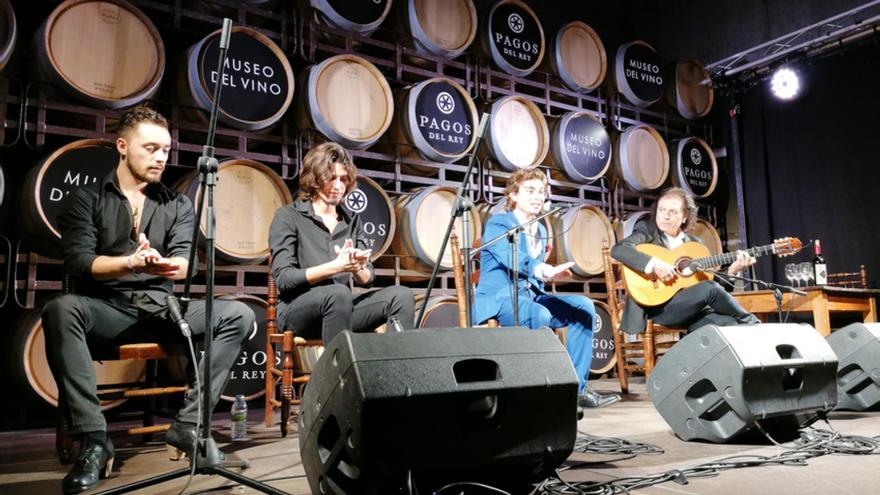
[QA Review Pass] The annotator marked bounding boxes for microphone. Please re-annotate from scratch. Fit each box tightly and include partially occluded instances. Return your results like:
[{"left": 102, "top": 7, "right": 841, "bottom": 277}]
[
  {"left": 219, "top": 18, "right": 233, "bottom": 50},
  {"left": 542, "top": 201, "right": 568, "bottom": 213},
  {"left": 166, "top": 295, "right": 192, "bottom": 338}
]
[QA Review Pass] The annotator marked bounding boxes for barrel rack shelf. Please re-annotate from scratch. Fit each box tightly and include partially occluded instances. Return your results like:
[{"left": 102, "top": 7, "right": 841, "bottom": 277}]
[{"left": 2, "top": 0, "right": 726, "bottom": 313}]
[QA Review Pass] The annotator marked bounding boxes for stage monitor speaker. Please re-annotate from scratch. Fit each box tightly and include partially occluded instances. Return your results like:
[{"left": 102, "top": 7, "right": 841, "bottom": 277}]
[
  {"left": 648, "top": 324, "right": 838, "bottom": 443},
  {"left": 826, "top": 322, "right": 880, "bottom": 410},
  {"left": 298, "top": 327, "right": 579, "bottom": 495}
]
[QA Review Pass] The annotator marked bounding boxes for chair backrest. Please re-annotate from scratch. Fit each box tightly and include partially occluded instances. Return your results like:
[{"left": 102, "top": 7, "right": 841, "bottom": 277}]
[
  {"left": 827, "top": 265, "right": 868, "bottom": 288},
  {"left": 602, "top": 240, "right": 626, "bottom": 333}
]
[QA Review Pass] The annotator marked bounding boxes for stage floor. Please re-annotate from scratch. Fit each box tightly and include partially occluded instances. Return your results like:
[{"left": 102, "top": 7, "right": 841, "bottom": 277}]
[{"left": 2, "top": 377, "right": 880, "bottom": 494}]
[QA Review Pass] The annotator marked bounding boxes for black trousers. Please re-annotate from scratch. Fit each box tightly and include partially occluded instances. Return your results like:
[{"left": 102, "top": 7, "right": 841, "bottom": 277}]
[
  {"left": 650, "top": 281, "right": 759, "bottom": 333},
  {"left": 42, "top": 293, "right": 253, "bottom": 435},
  {"left": 278, "top": 285, "right": 415, "bottom": 344}
]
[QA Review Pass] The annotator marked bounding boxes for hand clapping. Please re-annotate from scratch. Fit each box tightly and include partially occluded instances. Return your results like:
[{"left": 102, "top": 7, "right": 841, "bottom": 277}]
[
  {"left": 130, "top": 233, "right": 181, "bottom": 278},
  {"left": 334, "top": 239, "right": 371, "bottom": 273}
]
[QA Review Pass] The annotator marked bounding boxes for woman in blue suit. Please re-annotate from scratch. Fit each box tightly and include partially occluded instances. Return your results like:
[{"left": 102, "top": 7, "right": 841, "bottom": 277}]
[{"left": 473, "top": 169, "right": 619, "bottom": 408}]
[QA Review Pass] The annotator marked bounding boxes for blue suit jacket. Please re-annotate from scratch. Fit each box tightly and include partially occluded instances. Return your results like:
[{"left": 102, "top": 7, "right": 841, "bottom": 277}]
[{"left": 473, "top": 211, "right": 548, "bottom": 325}]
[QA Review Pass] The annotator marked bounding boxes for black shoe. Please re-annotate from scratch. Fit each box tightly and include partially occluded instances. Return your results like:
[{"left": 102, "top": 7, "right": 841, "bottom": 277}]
[
  {"left": 165, "top": 422, "right": 225, "bottom": 462},
  {"left": 577, "top": 388, "right": 621, "bottom": 408},
  {"left": 62, "top": 437, "right": 114, "bottom": 494}
]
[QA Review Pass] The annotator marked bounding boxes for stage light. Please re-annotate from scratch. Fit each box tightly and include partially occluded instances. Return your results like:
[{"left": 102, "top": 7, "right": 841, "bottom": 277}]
[{"left": 770, "top": 67, "right": 800, "bottom": 100}]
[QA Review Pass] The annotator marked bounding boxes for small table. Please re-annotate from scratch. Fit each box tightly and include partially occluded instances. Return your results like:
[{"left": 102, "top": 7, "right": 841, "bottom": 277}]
[{"left": 733, "top": 287, "right": 878, "bottom": 336}]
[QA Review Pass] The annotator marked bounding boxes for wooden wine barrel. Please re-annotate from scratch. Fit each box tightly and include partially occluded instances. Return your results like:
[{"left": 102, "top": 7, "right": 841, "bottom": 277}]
[
  {"left": 389, "top": 186, "right": 482, "bottom": 275},
  {"left": 176, "top": 159, "right": 292, "bottom": 265},
  {"left": 671, "top": 136, "right": 717, "bottom": 198},
  {"left": 613, "top": 41, "right": 664, "bottom": 108},
  {"left": 480, "top": 0, "right": 545, "bottom": 77},
  {"left": 546, "top": 21, "right": 606, "bottom": 93},
  {"left": 298, "top": 54, "right": 394, "bottom": 150},
  {"left": 548, "top": 111, "right": 611, "bottom": 183},
  {"left": 35, "top": 0, "right": 164, "bottom": 109},
  {"left": 308, "top": 0, "right": 392, "bottom": 36},
  {"left": 550, "top": 205, "right": 615, "bottom": 279},
  {"left": 19, "top": 139, "right": 118, "bottom": 258},
  {"left": 590, "top": 300, "right": 617, "bottom": 374},
  {"left": 667, "top": 59, "right": 714, "bottom": 120},
  {"left": 390, "top": 77, "right": 479, "bottom": 164},
  {"left": 0, "top": 0, "right": 16, "bottom": 72},
  {"left": 613, "top": 210, "right": 650, "bottom": 241},
  {"left": 416, "top": 295, "right": 461, "bottom": 329},
  {"left": 10, "top": 308, "right": 145, "bottom": 410},
  {"left": 612, "top": 124, "right": 669, "bottom": 192},
  {"left": 398, "top": 0, "right": 477, "bottom": 59},
  {"left": 483, "top": 95, "right": 549, "bottom": 171},
  {"left": 691, "top": 219, "right": 723, "bottom": 257},
  {"left": 218, "top": 294, "right": 268, "bottom": 402},
  {"left": 178, "top": 26, "right": 294, "bottom": 131},
  {"left": 341, "top": 176, "right": 395, "bottom": 260},
  {"left": 476, "top": 199, "right": 553, "bottom": 261}
]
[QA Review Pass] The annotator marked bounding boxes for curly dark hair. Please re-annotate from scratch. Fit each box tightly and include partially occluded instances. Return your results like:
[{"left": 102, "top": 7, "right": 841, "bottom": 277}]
[
  {"left": 117, "top": 105, "right": 168, "bottom": 138},
  {"left": 654, "top": 187, "right": 698, "bottom": 233},
  {"left": 297, "top": 142, "right": 357, "bottom": 201},
  {"left": 503, "top": 168, "right": 547, "bottom": 211}
]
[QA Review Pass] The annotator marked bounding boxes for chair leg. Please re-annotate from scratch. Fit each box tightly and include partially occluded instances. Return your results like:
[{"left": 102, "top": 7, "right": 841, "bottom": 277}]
[
  {"left": 612, "top": 326, "right": 629, "bottom": 395},
  {"left": 265, "top": 335, "right": 277, "bottom": 427},
  {"left": 280, "top": 331, "right": 295, "bottom": 438},
  {"left": 644, "top": 321, "right": 656, "bottom": 377}
]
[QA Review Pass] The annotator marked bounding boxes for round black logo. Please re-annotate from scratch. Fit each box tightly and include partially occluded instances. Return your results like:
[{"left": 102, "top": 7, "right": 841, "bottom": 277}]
[
  {"left": 490, "top": 3, "right": 542, "bottom": 71},
  {"left": 343, "top": 178, "right": 392, "bottom": 256},
  {"left": 560, "top": 114, "right": 610, "bottom": 180},
  {"left": 680, "top": 141, "right": 713, "bottom": 196},
  {"left": 202, "top": 32, "right": 290, "bottom": 122},
  {"left": 414, "top": 81, "right": 474, "bottom": 156},
  {"left": 40, "top": 145, "right": 118, "bottom": 236},
  {"left": 622, "top": 43, "right": 664, "bottom": 103}
]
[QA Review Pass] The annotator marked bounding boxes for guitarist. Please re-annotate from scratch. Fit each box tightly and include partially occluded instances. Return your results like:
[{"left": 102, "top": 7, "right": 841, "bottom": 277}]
[{"left": 611, "top": 187, "right": 760, "bottom": 335}]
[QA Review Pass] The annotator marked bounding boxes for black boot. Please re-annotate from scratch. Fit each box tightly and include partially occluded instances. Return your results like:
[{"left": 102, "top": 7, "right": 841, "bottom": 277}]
[
  {"left": 165, "top": 422, "right": 225, "bottom": 462},
  {"left": 577, "top": 388, "right": 621, "bottom": 408},
  {"left": 62, "top": 437, "right": 114, "bottom": 494}
]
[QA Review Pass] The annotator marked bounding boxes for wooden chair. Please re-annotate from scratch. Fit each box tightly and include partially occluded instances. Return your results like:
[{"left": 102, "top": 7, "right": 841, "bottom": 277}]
[
  {"left": 56, "top": 276, "right": 188, "bottom": 463},
  {"left": 827, "top": 265, "right": 868, "bottom": 288},
  {"left": 602, "top": 242, "right": 685, "bottom": 394},
  {"left": 450, "top": 232, "right": 567, "bottom": 346},
  {"left": 264, "top": 255, "right": 323, "bottom": 437}
]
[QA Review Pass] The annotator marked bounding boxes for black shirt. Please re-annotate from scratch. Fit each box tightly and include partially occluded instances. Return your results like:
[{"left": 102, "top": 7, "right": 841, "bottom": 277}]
[
  {"left": 269, "top": 199, "right": 375, "bottom": 306},
  {"left": 60, "top": 169, "right": 195, "bottom": 306}
]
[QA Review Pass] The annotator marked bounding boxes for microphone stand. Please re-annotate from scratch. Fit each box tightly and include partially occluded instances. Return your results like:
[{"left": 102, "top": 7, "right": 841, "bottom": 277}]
[
  {"left": 701, "top": 268, "right": 806, "bottom": 324},
  {"left": 97, "top": 19, "right": 288, "bottom": 495},
  {"left": 415, "top": 113, "right": 489, "bottom": 327},
  {"left": 467, "top": 206, "right": 562, "bottom": 326}
]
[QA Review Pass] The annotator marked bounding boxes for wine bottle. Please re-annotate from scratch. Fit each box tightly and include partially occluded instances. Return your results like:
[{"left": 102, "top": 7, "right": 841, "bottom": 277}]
[{"left": 813, "top": 239, "right": 827, "bottom": 285}]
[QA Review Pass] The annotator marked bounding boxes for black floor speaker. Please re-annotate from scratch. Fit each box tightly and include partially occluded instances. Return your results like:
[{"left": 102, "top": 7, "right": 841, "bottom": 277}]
[
  {"left": 298, "top": 327, "right": 580, "bottom": 495},
  {"left": 648, "top": 324, "right": 838, "bottom": 443},
  {"left": 826, "top": 322, "right": 880, "bottom": 410}
]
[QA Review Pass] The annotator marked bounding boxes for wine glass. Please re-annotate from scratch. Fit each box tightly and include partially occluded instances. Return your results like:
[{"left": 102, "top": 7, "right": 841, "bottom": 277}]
[
  {"left": 785, "top": 263, "right": 797, "bottom": 287},
  {"left": 801, "top": 262, "right": 815, "bottom": 287}
]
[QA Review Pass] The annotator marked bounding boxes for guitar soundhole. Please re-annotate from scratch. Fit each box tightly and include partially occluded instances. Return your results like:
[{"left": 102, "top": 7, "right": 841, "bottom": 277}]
[{"left": 675, "top": 257, "right": 696, "bottom": 276}]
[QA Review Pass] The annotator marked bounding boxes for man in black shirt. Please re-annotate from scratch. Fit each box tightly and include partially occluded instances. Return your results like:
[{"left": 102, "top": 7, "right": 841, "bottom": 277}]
[
  {"left": 611, "top": 187, "right": 759, "bottom": 335},
  {"left": 269, "top": 142, "right": 414, "bottom": 344},
  {"left": 42, "top": 106, "right": 252, "bottom": 494}
]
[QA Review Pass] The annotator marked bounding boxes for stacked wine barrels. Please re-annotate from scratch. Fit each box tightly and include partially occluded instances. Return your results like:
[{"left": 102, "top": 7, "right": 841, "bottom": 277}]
[{"left": 2, "top": 0, "right": 734, "bottom": 429}]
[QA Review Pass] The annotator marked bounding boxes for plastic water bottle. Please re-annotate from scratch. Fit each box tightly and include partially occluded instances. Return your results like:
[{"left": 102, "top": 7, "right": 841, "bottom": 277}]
[{"left": 231, "top": 394, "right": 248, "bottom": 441}]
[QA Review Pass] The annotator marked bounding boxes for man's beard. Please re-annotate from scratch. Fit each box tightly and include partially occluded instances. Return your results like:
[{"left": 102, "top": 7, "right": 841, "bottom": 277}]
[{"left": 127, "top": 157, "right": 161, "bottom": 184}]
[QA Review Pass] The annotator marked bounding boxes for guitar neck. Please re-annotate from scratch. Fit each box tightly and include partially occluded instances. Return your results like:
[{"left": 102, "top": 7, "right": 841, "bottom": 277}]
[{"left": 694, "top": 243, "right": 776, "bottom": 268}]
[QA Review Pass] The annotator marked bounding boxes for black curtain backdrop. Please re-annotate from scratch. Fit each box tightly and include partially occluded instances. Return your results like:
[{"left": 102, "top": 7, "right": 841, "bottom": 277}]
[{"left": 740, "top": 42, "right": 880, "bottom": 288}]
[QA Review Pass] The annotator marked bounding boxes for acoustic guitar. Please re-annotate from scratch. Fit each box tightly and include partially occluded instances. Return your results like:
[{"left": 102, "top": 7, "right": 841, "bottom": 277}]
[{"left": 622, "top": 238, "right": 803, "bottom": 306}]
